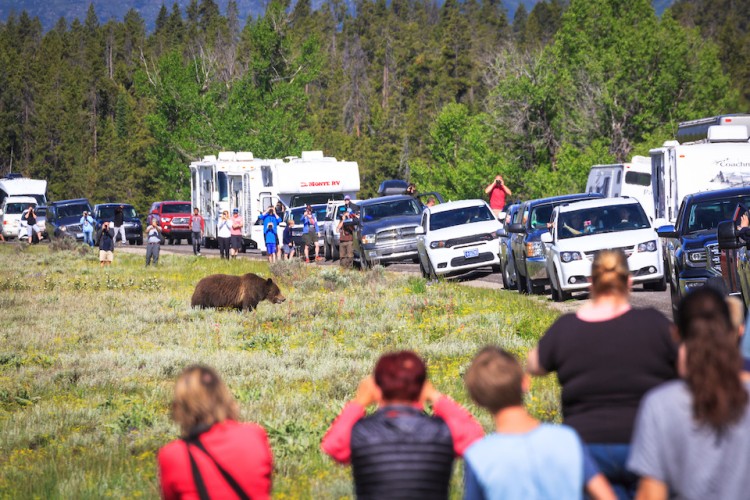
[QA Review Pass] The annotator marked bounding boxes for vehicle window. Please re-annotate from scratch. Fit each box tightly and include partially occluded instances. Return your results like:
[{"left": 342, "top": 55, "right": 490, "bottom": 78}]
[
  {"left": 56, "top": 204, "right": 90, "bottom": 218},
  {"left": 529, "top": 204, "right": 554, "bottom": 229},
  {"left": 557, "top": 204, "right": 651, "bottom": 239},
  {"left": 36, "top": 207, "right": 46, "bottom": 217},
  {"left": 429, "top": 205, "right": 494, "bottom": 231},
  {"left": 162, "top": 203, "right": 192, "bottom": 214},
  {"left": 625, "top": 171, "right": 651, "bottom": 187},
  {"left": 5, "top": 203, "right": 30, "bottom": 214},
  {"left": 521, "top": 207, "right": 529, "bottom": 225},
  {"left": 362, "top": 199, "right": 421, "bottom": 221},
  {"left": 217, "top": 172, "right": 229, "bottom": 202},
  {"left": 98, "top": 207, "right": 137, "bottom": 219},
  {"left": 685, "top": 197, "right": 750, "bottom": 234},
  {"left": 616, "top": 170, "right": 622, "bottom": 184},
  {"left": 290, "top": 207, "right": 326, "bottom": 224}
]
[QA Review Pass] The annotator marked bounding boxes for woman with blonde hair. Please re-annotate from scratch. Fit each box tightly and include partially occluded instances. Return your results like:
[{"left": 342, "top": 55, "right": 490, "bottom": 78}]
[
  {"left": 527, "top": 250, "right": 677, "bottom": 499},
  {"left": 158, "top": 365, "right": 272, "bottom": 499}
]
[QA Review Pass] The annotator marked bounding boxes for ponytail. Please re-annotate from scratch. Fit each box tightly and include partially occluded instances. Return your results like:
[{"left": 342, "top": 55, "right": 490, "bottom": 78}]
[
  {"left": 676, "top": 287, "right": 748, "bottom": 431},
  {"left": 590, "top": 249, "right": 629, "bottom": 298}
]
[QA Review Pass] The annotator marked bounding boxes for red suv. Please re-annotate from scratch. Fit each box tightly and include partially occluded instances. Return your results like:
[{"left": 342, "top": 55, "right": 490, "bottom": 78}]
[{"left": 147, "top": 201, "right": 193, "bottom": 245}]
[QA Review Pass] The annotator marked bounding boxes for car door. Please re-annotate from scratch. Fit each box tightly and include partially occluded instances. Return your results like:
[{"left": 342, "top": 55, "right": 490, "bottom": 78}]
[
  {"left": 416, "top": 211, "right": 429, "bottom": 263},
  {"left": 512, "top": 204, "right": 530, "bottom": 276}
]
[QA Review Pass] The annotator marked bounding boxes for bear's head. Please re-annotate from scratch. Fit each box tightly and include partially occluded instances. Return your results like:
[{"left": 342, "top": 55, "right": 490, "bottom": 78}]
[{"left": 265, "top": 278, "right": 286, "bottom": 304}]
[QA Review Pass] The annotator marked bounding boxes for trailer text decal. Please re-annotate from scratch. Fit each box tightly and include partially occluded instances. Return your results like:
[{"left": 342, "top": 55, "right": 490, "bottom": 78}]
[{"left": 300, "top": 181, "right": 341, "bottom": 187}]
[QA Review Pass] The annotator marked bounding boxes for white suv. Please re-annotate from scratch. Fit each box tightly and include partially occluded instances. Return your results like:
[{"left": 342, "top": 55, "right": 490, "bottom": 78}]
[
  {"left": 415, "top": 199, "right": 503, "bottom": 278},
  {"left": 541, "top": 197, "right": 665, "bottom": 301},
  {"left": 0, "top": 196, "right": 37, "bottom": 240}
]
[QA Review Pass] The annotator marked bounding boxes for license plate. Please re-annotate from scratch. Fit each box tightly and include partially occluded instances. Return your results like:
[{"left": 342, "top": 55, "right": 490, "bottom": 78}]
[
  {"left": 76, "top": 233, "right": 84, "bottom": 239},
  {"left": 464, "top": 248, "right": 479, "bottom": 259}
]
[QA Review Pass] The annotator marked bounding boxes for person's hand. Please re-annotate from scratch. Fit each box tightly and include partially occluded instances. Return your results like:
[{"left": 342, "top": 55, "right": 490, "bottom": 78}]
[
  {"left": 419, "top": 380, "right": 442, "bottom": 406},
  {"left": 353, "top": 376, "right": 381, "bottom": 407},
  {"left": 741, "top": 213, "right": 749, "bottom": 229}
]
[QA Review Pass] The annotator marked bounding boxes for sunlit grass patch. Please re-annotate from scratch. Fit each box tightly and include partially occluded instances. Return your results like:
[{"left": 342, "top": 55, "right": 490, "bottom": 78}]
[{"left": 0, "top": 244, "right": 562, "bottom": 498}]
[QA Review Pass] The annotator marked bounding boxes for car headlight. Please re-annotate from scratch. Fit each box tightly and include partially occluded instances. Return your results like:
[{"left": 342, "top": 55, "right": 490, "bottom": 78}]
[
  {"left": 430, "top": 241, "right": 446, "bottom": 249},
  {"left": 638, "top": 240, "right": 657, "bottom": 252},
  {"left": 362, "top": 234, "right": 376, "bottom": 244},
  {"left": 526, "top": 241, "right": 544, "bottom": 258},
  {"left": 561, "top": 251, "right": 583, "bottom": 263},
  {"left": 685, "top": 249, "right": 706, "bottom": 266}
]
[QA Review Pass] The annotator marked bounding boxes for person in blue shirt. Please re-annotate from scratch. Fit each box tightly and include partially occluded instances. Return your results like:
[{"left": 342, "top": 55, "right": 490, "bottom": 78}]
[
  {"left": 256, "top": 206, "right": 281, "bottom": 262},
  {"left": 80, "top": 210, "right": 95, "bottom": 246},
  {"left": 301, "top": 205, "right": 322, "bottom": 263},
  {"left": 462, "top": 347, "right": 615, "bottom": 500}
]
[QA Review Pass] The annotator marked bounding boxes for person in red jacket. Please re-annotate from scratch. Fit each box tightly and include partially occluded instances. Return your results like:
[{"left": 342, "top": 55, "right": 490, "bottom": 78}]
[
  {"left": 158, "top": 365, "right": 273, "bottom": 500},
  {"left": 321, "top": 350, "right": 484, "bottom": 499}
]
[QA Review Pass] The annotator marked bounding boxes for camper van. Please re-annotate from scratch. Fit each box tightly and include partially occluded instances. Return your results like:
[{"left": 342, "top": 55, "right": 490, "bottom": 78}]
[
  {"left": 650, "top": 125, "right": 750, "bottom": 224},
  {"left": 585, "top": 156, "right": 655, "bottom": 219},
  {"left": 190, "top": 151, "right": 360, "bottom": 252},
  {"left": 0, "top": 174, "right": 47, "bottom": 207}
]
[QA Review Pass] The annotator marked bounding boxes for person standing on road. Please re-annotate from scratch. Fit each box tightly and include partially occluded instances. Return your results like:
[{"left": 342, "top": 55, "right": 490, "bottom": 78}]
[
  {"left": 526, "top": 249, "right": 678, "bottom": 500},
  {"left": 190, "top": 208, "right": 205, "bottom": 256},
  {"left": 113, "top": 205, "right": 127, "bottom": 245},
  {"left": 485, "top": 175, "right": 512, "bottom": 219},
  {"left": 338, "top": 209, "right": 356, "bottom": 269},
  {"left": 217, "top": 210, "right": 232, "bottom": 260},
  {"left": 321, "top": 350, "right": 484, "bottom": 499},
  {"left": 145, "top": 219, "right": 162, "bottom": 266},
  {"left": 256, "top": 206, "right": 281, "bottom": 263},
  {"left": 302, "top": 206, "right": 322, "bottom": 263},
  {"left": 282, "top": 218, "right": 296, "bottom": 260},
  {"left": 81, "top": 210, "right": 95, "bottom": 247},
  {"left": 23, "top": 205, "right": 40, "bottom": 243},
  {"left": 229, "top": 208, "right": 243, "bottom": 259},
  {"left": 98, "top": 221, "right": 115, "bottom": 267}
]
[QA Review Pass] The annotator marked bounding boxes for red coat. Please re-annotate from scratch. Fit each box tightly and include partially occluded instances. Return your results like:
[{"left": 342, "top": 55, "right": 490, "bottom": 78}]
[{"left": 158, "top": 420, "right": 273, "bottom": 500}]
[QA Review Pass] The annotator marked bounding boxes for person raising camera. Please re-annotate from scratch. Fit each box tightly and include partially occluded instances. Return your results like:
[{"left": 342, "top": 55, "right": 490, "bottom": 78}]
[
  {"left": 485, "top": 175, "right": 512, "bottom": 219},
  {"left": 256, "top": 206, "right": 281, "bottom": 263}
]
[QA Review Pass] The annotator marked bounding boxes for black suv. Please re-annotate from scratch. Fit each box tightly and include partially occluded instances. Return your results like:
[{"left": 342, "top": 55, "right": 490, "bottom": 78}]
[
  {"left": 657, "top": 187, "right": 750, "bottom": 315},
  {"left": 507, "top": 193, "right": 603, "bottom": 294},
  {"left": 47, "top": 198, "right": 93, "bottom": 241},
  {"left": 93, "top": 203, "right": 143, "bottom": 245}
]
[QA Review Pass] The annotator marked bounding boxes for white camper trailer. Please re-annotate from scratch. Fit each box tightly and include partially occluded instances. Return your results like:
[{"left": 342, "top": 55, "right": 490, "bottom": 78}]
[
  {"left": 0, "top": 174, "right": 47, "bottom": 207},
  {"left": 586, "top": 156, "right": 655, "bottom": 219},
  {"left": 189, "top": 151, "right": 360, "bottom": 252},
  {"left": 650, "top": 125, "right": 750, "bottom": 224}
]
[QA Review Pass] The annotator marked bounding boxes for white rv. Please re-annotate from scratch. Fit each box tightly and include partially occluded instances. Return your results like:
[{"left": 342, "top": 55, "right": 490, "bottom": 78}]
[
  {"left": 650, "top": 125, "right": 750, "bottom": 224},
  {"left": 585, "top": 156, "right": 655, "bottom": 219},
  {"left": 190, "top": 151, "right": 360, "bottom": 251},
  {"left": 0, "top": 174, "right": 47, "bottom": 207}
]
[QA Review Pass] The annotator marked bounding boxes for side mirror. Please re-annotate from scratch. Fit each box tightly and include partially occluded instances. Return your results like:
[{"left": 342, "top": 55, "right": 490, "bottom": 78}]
[
  {"left": 718, "top": 220, "right": 743, "bottom": 250},
  {"left": 415, "top": 226, "right": 425, "bottom": 235},
  {"left": 540, "top": 232, "right": 553, "bottom": 244},
  {"left": 507, "top": 223, "right": 525, "bottom": 234},
  {"left": 0, "top": 209, "right": 4, "bottom": 216},
  {"left": 656, "top": 225, "right": 678, "bottom": 239}
]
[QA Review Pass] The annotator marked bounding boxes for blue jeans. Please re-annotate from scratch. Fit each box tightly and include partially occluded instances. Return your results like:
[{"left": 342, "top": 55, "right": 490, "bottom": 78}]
[
  {"left": 586, "top": 444, "right": 638, "bottom": 500},
  {"left": 82, "top": 229, "right": 94, "bottom": 246}
]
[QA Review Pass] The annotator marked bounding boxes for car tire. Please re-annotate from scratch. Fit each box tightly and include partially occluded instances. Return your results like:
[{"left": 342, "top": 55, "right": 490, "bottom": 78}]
[
  {"left": 187, "top": 235, "right": 193, "bottom": 245},
  {"left": 526, "top": 268, "right": 545, "bottom": 295},
  {"left": 551, "top": 270, "right": 571, "bottom": 302},
  {"left": 491, "top": 263, "right": 502, "bottom": 273},
  {"left": 420, "top": 257, "right": 430, "bottom": 279},
  {"left": 332, "top": 243, "right": 340, "bottom": 260},
  {"left": 517, "top": 268, "right": 528, "bottom": 295},
  {"left": 137, "top": 238, "right": 143, "bottom": 246},
  {"left": 502, "top": 262, "right": 517, "bottom": 290},
  {"left": 425, "top": 256, "right": 437, "bottom": 281},
  {"left": 324, "top": 240, "right": 332, "bottom": 261},
  {"left": 643, "top": 274, "right": 667, "bottom": 292}
]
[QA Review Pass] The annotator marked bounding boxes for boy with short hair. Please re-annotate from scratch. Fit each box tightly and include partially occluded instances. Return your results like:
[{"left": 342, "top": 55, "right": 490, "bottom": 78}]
[{"left": 463, "top": 347, "right": 615, "bottom": 500}]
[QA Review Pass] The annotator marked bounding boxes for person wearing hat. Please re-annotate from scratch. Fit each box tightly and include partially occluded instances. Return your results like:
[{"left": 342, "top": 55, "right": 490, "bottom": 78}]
[
  {"left": 343, "top": 195, "right": 358, "bottom": 214},
  {"left": 229, "top": 208, "right": 244, "bottom": 258},
  {"left": 338, "top": 207, "right": 357, "bottom": 268}
]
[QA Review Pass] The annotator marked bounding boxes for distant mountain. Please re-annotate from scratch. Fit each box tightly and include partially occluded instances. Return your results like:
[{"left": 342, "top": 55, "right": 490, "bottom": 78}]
[{"left": 1, "top": 0, "right": 676, "bottom": 33}]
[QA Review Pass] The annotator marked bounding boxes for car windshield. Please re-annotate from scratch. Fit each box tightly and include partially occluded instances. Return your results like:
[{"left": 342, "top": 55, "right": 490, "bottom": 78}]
[
  {"left": 684, "top": 197, "right": 750, "bottom": 234},
  {"left": 36, "top": 208, "right": 46, "bottom": 217},
  {"left": 98, "top": 207, "right": 137, "bottom": 219},
  {"left": 290, "top": 206, "right": 327, "bottom": 224},
  {"left": 362, "top": 199, "right": 421, "bottom": 221},
  {"left": 56, "top": 204, "right": 89, "bottom": 218},
  {"left": 430, "top": 205, "right": 494, "bottom": 231},
  {"left": 557, "top": 204, "right": 651, "bottom": 239},
  {"left": 162, "top": 203, "right": 191, "bottom": 214},
  {"left": 5, "top": 203, "right": 32, "bottom": 215}
]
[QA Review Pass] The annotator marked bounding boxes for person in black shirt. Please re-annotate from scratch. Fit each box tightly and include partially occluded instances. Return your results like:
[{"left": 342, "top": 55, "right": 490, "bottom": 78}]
[
  {"left": 113, "top": 205, "right": 126, "bottom": 245},
  {"left": 526, "top": 249, "right": 677, "bottom": 499}
]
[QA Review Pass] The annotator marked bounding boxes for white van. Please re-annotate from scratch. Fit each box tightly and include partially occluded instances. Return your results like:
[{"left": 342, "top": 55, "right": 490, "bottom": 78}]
[
  {"left": 0, "top": 196, "right": 37, "bottom": 240},
  {"left": 586, "top": 156, "right": 654, "bottom": 220}
]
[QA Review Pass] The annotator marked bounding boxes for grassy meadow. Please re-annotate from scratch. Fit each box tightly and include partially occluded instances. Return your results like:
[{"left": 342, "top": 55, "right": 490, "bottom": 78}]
[{"left": 0, "top": 242, "right": 562, "bottom": 498}]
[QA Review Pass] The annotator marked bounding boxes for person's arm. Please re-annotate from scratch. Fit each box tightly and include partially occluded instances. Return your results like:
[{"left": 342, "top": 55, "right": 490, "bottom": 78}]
[
  {"left": 463, "top": 460, "right": 487, "bottom": 500},
  {"left": 424, "top": 382, "right": 484, "bottom": 456},
  {"left": 502, "top": 183, "right": 512, "bottom": 196},
  {"left": 525, "top": 346, "right": 548, "bottom": 376},
  {"left": 586, "top": 474, "right": 617, "bottom": 500},
  {"left": 484, "top": 182, "right": 496, "bottom": 195},
  {"left": 634, "top": 477, "right": 668, "bottom": 500},
  {"left": 320, "top": 376, "right": 379, "bottom": 464}
]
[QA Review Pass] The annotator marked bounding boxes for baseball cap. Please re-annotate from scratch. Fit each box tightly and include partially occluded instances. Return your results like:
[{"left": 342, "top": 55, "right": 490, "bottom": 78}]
[
  {"left": 233, "top": 208, "right": 239, "bottom": 213},
  {"left": 344, "top": 195, "right": 351, "bottom": 201}
]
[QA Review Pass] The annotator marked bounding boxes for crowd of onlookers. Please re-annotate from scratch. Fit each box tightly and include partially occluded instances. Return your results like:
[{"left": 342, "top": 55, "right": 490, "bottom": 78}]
[{"left": 156, "top": 249, "right": 750, "bottom": 499}]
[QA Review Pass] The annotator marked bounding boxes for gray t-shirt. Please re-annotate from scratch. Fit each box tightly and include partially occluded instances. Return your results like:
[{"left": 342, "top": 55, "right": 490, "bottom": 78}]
[{"left": 628, "top": 380, "right": 750, "bottom": 499}]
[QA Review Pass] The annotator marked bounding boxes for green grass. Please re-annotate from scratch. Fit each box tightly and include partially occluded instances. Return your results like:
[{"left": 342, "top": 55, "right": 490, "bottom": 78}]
[{"left": 0, "top": 244, "right": 561, "bottom": 498}]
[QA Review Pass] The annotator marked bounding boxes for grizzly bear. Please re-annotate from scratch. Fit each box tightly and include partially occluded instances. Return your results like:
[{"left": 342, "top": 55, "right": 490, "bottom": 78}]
[{"left": 191, "top": 273, "right": 286, "bottom": 311}]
